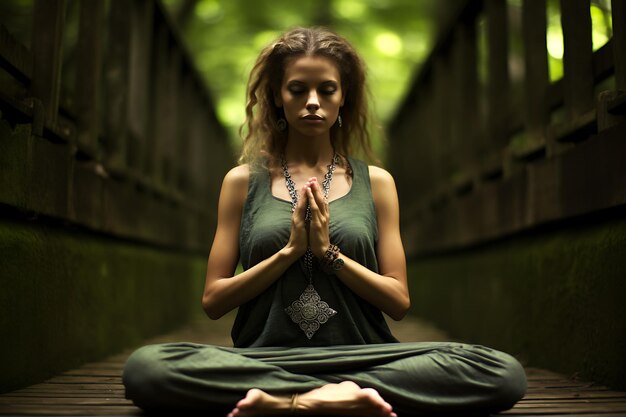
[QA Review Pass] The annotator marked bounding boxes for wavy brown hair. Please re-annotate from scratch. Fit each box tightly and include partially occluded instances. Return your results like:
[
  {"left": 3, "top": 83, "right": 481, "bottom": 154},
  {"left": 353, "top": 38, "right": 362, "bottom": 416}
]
[{"left": 239, "top": 27, "right": 378, "bottom": 168}]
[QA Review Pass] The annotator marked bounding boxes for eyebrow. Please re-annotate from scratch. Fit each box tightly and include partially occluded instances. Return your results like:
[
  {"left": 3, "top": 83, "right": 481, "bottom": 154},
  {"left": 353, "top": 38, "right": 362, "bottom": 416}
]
[{"left": 286, "top": 80, "right": 339, "bottom": 86}]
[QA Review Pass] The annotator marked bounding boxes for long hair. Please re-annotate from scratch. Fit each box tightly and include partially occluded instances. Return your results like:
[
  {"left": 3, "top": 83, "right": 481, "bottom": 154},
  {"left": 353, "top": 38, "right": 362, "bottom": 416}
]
[{"left": 239, "top": 27, "right": 377, "bottom": 168}]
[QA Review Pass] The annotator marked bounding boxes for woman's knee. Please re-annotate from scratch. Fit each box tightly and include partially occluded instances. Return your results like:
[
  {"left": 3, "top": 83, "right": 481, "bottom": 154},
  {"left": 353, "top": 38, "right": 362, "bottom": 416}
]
[
  {"left": 446, "top": 344, "right": 527, "bottom": 411},
  {"left": 488, "top": 351, "right": 527, "bottom": 411},
  {"left": 122, "top": 342, "right": 228, "bottom": 409},
  {"left": 122, "top": 344, "right": 170, "bottom": 406}
]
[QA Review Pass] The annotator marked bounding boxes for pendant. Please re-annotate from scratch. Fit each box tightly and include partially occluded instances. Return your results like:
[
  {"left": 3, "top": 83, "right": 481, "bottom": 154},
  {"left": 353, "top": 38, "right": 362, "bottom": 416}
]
[{"left": 285, "top": 284, "right": 337, "bottom": 339}]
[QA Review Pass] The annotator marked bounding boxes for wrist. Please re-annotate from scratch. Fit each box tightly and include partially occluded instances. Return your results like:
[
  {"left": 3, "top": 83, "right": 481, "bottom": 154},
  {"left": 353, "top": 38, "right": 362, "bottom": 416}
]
[
  {"left": 321, "top": 244, "right": 344, "bottom": 274},
  {"left": 279, "top": 245, "right": 304, "bottom": 263},
  {"left": 311, "top": 241, "right": 328, "bottom": 259}
]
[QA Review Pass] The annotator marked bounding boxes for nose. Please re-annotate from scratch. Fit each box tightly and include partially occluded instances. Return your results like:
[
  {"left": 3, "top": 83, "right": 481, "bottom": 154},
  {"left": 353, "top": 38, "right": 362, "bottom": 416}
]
[{"left": 306, "top": 90, "right": 320, "bottom": 111}]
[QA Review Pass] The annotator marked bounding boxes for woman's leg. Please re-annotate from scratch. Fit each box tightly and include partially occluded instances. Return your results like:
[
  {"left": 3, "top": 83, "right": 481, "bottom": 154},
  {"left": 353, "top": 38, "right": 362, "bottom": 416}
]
[
  {"left": 315, "top": 342, "right": 527, "bottom": 415},
  {"left": 123, "top": 342, "right": 526, "bottom": 415},
  {"left": 123, "top": 342, "right": 397, "bottom": 416},
  {"left": 122, "top": 342, "right": 324, "bottom": 411}
]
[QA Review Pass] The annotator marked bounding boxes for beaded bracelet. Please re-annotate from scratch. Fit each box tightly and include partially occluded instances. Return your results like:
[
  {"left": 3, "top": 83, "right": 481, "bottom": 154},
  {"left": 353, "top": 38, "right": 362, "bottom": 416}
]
[{"left": 322, "top": 244, "right": 343, "bottom": 273}]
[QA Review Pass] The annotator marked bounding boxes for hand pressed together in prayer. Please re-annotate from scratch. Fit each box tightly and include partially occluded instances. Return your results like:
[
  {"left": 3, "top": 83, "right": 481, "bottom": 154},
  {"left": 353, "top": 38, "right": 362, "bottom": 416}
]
[
  {"left": 286, "top": 184, "right": 309, "bottom": 259},
  {"left": 305, "top": 177, "right": 332, "bottom": 259}
]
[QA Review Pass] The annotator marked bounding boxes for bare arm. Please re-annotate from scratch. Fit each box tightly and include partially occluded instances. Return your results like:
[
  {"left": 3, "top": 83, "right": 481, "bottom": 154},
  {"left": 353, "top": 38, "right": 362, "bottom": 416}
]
[
  {"left": 306, "top": 167, "right": 410, "bottom": 320},
  {"left": 201, "top": 165, "right": 309, "bottom": 319}
]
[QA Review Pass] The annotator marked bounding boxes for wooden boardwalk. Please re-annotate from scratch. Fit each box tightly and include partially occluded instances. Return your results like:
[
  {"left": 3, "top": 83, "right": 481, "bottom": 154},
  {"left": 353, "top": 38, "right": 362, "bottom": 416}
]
[{"left": 1, "top": 313, "right": 625, "bottom": 416}]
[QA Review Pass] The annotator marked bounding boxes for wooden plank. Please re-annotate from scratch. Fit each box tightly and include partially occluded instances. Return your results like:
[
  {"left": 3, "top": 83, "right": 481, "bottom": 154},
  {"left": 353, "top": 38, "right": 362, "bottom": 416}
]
[
  {"left": 560, "top": 0, "right": 594, "bottom": 118},
  {"left": 612, "top": 0, "right": 626, "bottom": 90},
  {"left": 0, "top": 405, "right": 140, "bottom": 416},
  {"left": 0, "top": 397, "right": 131, "bottom": 406},
  {"left": 523, "top": 391, "right": 626, "bottom": 400},
  {"left": 17, "top": 385, "right": 123, "bottom": 392},
  {"left": 408, "top": 121, "right": 626, "bottom": 253},
  {"left": 4, "top": 392, "right": 125, "bottom": 398},
  {"left": 30, "top": 0, "right": 66, "bottom": 128},
  {"left": 515, "top": 398, "right": 626, "bottom": 405},
  {"left": 62, "top": 369, "right": 122, "bottom": 377},
  {"left": 508, "top": 412, "right": 624, "bottom": 417},
  {"left": 503, "top": 403, "right": 626, "bottom": 413},
  {"left": 0, "top": 23, "right": 32, "bottom": 82}
]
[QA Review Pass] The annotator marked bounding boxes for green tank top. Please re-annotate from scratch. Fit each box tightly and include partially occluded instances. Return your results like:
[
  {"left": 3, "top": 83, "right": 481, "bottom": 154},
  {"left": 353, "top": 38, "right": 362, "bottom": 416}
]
[{"left": 232, "top": 157, "right": 398, "bottom": 347}]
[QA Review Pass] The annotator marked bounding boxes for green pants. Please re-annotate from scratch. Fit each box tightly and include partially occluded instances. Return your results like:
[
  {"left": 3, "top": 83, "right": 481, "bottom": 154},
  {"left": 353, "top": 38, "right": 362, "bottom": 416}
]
[{"left": 123, "top": 342, "right": 526, "bottom": 415}]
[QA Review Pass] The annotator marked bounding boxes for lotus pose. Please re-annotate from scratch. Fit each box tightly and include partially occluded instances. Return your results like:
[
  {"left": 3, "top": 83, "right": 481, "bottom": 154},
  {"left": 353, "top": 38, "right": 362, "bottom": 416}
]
[{"left": 123, "top": 27, "right": 527, "bottom": 416}]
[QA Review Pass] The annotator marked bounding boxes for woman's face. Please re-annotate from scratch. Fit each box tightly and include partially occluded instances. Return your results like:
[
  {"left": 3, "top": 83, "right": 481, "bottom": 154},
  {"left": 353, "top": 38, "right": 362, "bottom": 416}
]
[{"left": 276, "top": 55, "right": 345, "bottom": 138}]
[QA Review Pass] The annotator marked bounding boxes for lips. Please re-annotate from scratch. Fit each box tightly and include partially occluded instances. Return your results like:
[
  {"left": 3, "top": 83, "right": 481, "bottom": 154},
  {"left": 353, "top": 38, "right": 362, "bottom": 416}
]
[{"left": 302, "top": 114, "right": 324, "bottom": 120}]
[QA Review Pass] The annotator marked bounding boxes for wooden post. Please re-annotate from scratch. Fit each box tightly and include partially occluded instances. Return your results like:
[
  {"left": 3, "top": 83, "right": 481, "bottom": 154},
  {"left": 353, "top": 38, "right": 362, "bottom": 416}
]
[
  {"left": 187, "top": 92, "right": 206, "bottom": 202},
  {"left": 150, "top": 24, "right": 171, "bottom": 189},
  {"left": 560, "top": 0, "right": 593, "bottom": 119},
  {"left": 422, "top": 84, "right": 437, "bottom": 196},
  {"left": 166, "top": 48, "right": 182, "bottom": 193},
  {"left": 103, "top": 0, "right": 132, "bottom": 174},
  {"left": 177, "top": 74, "right": 193, "bottom": 196},
  {"left": 459, "top": 18, "right": 480, "bottom": 168},
  {"left": 449, "top": 17, "right": 479, "bottom": 193},
  {"left": 127, "top": 0, "right": 154, "bottom": 180},
  {"left": 450, "top": 34, "right": 463, "bottom": 179},
  {"left": 434, "top": 54, "right": 452, "bottom": 189},
  {"left": 75, "top": 0, "right": 104, "bottom": 156},
  {"left": 30, "top": 0, "right": 66, "bottom": 129},
  {"left": 521, "top": 0, "right": 550, "bottom": 144},
  {"left": 612, "top": 0, "right": 626, "bottom": 91},
  {"left": 486, "top": 0, "right": 510, "bottom": 149}
]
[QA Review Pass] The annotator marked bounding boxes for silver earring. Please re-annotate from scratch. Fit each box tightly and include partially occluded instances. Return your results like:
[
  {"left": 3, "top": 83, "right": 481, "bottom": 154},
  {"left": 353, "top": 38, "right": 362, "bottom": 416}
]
[
  {"left": 277, "top": 118, "right": 287, "bottom": 131},
  {"left": 337, "top": 115, "right": 343, "bottom": 128}
]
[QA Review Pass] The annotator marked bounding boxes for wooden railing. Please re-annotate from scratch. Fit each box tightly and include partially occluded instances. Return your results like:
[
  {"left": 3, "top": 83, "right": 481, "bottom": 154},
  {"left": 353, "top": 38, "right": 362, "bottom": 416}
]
[
  {"left": 0, "top": 0, "right": 232, "bottom": 251},
  {"left": 388, "top": 0, "right": 626, "bottom": 255}
]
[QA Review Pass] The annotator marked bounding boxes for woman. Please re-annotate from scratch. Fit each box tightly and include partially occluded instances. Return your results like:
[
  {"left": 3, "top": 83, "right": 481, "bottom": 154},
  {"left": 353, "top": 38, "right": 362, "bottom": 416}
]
[{"left": 123, "top": 27, "right": 526, "bottom": 417}]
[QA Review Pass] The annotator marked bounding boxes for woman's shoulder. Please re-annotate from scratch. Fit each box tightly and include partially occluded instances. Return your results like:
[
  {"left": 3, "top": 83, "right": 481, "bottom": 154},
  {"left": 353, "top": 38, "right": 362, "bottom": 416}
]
[
  {"left": 225, "top": 164, "right": 250, "bottom": 180},
  {"left": 367, "top": 165, "right": 395, "bottom": 187},
  {"left": 367, "top": 165, "right": 398, "bottom": 208},
  {"left": 220, "top": 164, "right": 251, "bottom": 205}
]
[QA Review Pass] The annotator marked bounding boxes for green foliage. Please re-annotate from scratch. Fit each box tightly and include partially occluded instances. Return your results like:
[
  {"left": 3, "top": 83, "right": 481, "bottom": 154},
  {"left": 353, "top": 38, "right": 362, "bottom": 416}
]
[{"left": 162, "top": 0, "right": 436, "bottom": 154}]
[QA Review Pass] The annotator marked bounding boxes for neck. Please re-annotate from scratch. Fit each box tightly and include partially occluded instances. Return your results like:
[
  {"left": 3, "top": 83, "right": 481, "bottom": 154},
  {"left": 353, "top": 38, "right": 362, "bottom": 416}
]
[{"left": 284, "top": 133, "right": 335, "bottom": 167}]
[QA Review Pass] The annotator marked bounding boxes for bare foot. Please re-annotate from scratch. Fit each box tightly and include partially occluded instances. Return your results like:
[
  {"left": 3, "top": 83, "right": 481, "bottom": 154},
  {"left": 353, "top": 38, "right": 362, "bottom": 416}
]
[
  {"left": 227, "top": 388, "right": 288, "bottom": 417},
  {"left": 299, "top": 381, "right": 396, "bottom": 417},
  {"left": 226, "top": 381, "right": 396, "bottom": 417}
]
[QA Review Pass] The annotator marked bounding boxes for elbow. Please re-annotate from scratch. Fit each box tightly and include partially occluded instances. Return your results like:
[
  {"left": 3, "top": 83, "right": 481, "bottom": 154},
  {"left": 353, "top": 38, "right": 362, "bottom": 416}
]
[
  {"left": 201, "top": 294, "right": 224, "bottom": 320},
  {"left": 389, "top": 296, "right": 411, "bottom": 321}
]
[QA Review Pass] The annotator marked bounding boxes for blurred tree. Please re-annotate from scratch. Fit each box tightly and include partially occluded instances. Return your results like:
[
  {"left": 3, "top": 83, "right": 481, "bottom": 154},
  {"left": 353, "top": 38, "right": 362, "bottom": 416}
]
[{"left": 162, "top": 0, "right": 438, "bottom": 157}]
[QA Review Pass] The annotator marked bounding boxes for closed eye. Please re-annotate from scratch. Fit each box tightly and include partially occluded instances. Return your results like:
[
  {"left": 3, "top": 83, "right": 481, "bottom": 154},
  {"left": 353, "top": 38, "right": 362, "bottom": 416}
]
[{"left": 287, "top": 86, "right": 306, "bottom": 95}]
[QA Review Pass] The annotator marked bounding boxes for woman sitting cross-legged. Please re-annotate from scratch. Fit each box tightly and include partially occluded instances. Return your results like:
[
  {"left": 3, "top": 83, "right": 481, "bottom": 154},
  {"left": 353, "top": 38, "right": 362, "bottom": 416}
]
[{"left": 123, "top": 26, "right": 527, "bottom": 417}]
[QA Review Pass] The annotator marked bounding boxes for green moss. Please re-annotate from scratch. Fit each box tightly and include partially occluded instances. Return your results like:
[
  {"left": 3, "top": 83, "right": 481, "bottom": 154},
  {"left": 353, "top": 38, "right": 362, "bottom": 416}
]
[
  {"left": 407, "top": 212, "right": 626, "bottom": 389},
  {"left": 0, "top": 216, "right": 207, "bottom": 393}
]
